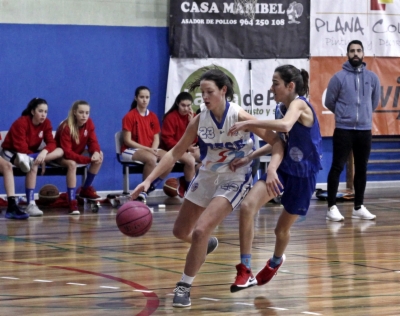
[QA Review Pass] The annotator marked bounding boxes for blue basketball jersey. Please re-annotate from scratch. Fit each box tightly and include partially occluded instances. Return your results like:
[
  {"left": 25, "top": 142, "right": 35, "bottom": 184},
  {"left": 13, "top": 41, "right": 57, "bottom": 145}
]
[
  {"left": 197, "top": 102, "right": 255, "bottom": 174},
  {"left": 276, "top": 96, "right": 322, "bottom": 177}
]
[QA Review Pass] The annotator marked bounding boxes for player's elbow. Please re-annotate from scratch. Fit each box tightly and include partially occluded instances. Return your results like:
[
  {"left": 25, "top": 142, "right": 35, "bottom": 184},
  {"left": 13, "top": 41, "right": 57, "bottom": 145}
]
[{"left": 280, "top": 122, "right": 292, "bottom": 133}]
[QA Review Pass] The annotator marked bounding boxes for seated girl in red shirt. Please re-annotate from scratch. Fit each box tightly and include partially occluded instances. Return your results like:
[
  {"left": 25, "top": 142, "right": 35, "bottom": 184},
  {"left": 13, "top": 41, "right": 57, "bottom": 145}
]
[
  {"left": 121, "top": 86, "right": 173, "bottom": 201},
  {"left": 55, "top": 100, "right": 103, "bottom": 215},
  {"left": 0, "top": 98, "right": 64, "bottom": 217},
  {"left": 161, "top": 92, "right": 200, "bottom": 198}
]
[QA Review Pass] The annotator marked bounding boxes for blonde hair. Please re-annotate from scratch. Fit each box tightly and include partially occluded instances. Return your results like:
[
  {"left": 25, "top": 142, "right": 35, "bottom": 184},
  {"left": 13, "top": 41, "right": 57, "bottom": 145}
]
[{"left": 60, "top": 100, "right": 90, "bottom": 145}]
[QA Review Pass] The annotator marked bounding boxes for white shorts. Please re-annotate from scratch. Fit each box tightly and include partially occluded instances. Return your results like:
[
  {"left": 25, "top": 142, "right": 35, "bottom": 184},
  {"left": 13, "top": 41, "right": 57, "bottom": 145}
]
[
  {"left": 120, "top": 148, "right": 140, "bottom": 162},
  {"left": 185, "top": 169, "right": 252, "bottom": 209},
  {"left": 1, "top": 149, "right": 15, "bottom": 162},
  {"left": 120, "top": 148, "right": 165, "bottom": 162}
]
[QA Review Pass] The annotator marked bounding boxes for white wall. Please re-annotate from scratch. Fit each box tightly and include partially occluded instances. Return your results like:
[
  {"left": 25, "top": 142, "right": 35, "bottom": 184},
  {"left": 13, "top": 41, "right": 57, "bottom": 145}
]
[{"left": 0, "top": 0, "right": 168, "bottom": 26}]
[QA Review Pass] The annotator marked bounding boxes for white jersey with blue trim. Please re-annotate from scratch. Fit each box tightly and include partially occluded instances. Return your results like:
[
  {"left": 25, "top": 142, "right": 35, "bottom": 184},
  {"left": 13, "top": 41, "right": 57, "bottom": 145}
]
[{"left": 197, "top": 102, "right": 254, "bottom": 174}]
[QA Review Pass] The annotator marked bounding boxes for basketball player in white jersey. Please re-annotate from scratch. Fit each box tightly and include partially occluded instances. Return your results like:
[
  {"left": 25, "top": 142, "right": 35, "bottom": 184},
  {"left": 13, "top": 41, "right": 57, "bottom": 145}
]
[{"left": 130, "top": 68, "right": 284, "bottom": 307}]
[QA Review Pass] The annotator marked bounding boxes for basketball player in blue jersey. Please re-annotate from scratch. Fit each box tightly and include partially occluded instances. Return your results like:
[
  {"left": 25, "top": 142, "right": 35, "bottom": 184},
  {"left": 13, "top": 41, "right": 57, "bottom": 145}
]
[
  {"left": 130, "top": 68, "right": 284, "bottom": 307},
  {"left": 227, "top": 65, "right": 322, "bottom": 293}
]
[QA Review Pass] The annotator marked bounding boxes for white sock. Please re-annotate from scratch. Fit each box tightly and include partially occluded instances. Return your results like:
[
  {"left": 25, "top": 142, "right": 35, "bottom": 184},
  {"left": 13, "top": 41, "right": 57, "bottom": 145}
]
[{"left": 180, "top": 273, "right": 195, "bottom": 285}]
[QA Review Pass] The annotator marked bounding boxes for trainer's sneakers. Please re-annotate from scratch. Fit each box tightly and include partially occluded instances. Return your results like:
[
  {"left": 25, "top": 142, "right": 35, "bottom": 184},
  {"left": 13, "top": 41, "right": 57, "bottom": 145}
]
[
  {"left": 206, "top": 236, "right": 218, "bottom": 255},
  {"left": 172, "top": 282, "right": 191, "bottom": 307},
  {"left": 17, "top": 153, "right": 33, "bottom": 173},
  {"left": 256, "top": 254, "right": 286, "bottom": 286},
  {"left": 5, "top": 203, "right": 29, "bottom": 220},
  {"left": 177, "top": 176, "right": 187, "bottom": 198},
  {"left": 352, "top": 205, "right": 376, "bottom": 220},
  {"left": 136, "top": 192, "right": 147, "bottom": 204},
  {"left": 25, "top": 203, "right": 43, "bottom": 217},
  {"left": 79, "top": 186, "right": 101, "bottom": 200},
  {"left": 326, "top": 205, "right": 344, "bottom": 222},
  {"left": 230, "top": 263, "right": 257, "bottom": 293},
  {"left": 69, "top": 199, "right": 80, "bottom": 215}
]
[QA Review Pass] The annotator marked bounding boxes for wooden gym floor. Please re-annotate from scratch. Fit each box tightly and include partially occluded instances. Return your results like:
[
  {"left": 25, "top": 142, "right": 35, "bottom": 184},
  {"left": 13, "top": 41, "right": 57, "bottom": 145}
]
[{"left": 0, "top": 187, "right": 399, "bottom": 315}]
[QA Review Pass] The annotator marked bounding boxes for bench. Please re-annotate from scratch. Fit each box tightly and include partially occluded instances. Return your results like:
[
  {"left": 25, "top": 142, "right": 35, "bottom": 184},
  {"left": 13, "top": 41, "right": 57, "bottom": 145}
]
[
  {"left": 0, "top": 131, "right": 87, "bottom": 183},
  {"left": 115, "top": 131, "right": 185, "bottom": 194},
  {"left": 114, "top": 131, "right": 271, "bottom": 193}
]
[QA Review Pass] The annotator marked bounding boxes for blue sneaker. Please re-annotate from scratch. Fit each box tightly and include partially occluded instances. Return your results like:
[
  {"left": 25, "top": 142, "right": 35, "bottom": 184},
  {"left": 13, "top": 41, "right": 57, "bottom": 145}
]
[{"left": 5, "top": 204, "right": 29, "bottom": 220}]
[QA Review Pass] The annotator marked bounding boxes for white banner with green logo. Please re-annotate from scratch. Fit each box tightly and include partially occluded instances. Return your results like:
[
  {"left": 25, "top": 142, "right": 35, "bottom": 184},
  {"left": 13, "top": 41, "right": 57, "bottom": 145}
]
[{"left": 165, "top": 57, "right": 309, "bottom": 120}]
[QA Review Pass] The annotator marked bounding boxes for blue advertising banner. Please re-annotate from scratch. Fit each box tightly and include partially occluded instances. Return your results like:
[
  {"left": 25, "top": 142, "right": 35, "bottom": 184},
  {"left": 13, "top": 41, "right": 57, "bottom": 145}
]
[{"left": 169, "top": 0, "right": 310, "bottom": 59}]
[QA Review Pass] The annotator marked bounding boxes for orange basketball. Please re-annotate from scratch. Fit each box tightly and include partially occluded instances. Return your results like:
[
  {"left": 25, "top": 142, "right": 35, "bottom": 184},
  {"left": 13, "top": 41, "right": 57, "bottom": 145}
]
[
  {"left": 116, "top": 201, "right": 152, "bottom": 237},
  {"left": 38, "top": 184, "right": 60, "bottom": 203},
  {"left": 163, "top": 178, "right": 178, "bottom": 197}
]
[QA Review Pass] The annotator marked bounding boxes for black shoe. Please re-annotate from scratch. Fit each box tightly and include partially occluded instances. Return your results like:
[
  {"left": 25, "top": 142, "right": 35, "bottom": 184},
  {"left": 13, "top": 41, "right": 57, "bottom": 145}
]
[
  {"left": 172, "top": 282, "right": 191, "bottom": 307},
  {"left": 5, "top": 204, "right": 29, "bottom": 220}
]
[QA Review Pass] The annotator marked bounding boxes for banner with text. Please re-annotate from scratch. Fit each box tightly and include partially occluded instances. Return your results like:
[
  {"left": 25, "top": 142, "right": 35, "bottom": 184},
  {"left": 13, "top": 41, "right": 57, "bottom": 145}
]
[
  {"left": 310, "top": 57, "right": 400, "bottom": 136},
  {"left": 170, "top": 0, "right": 310, "bottom": 59},
  {"left": 311, "top": 0, "right": 400, "bottom": 57},
  {"left": 165, "top": 57, "right": 309, "bottom": 119}
]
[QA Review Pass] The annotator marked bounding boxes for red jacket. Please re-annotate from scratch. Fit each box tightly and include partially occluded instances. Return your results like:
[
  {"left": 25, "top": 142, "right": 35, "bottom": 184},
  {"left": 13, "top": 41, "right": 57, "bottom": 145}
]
[
  {"left": 161, "top": 110, "right": 197, "bottom": 150},
  {"left": 121, "top": 108, "right": 161, "bottom": 152},
  {"left": 55, "top": 118, "right": 101, "bottom": 164},
  {"left": 1, "top": 116, "right": 56, "bottom": 154}
]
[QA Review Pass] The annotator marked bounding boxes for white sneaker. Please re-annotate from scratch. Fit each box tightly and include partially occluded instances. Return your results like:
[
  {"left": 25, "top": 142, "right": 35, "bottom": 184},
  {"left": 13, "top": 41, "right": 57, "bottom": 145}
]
[
  {"left": 17, "top": 153, "right": 33, "bottom": 173},
  {"left": 326, "top": 205, "right": 344, "bottom": 222},
  {"left": 26, "top": 203, "right": 43, "bottom": 217},
  {"left": 352, "top": 205, "right": 376, "bottom": 220}
]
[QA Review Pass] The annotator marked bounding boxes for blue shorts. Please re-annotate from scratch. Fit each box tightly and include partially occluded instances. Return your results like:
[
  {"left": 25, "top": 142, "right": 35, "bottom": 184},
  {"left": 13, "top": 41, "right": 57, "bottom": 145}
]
[{"left": 260, "top": 169, "right": 317, "bottom": 216}]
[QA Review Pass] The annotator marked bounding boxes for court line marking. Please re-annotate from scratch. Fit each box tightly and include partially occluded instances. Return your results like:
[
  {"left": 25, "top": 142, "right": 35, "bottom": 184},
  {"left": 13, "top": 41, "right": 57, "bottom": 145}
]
[
  {"left": 201, "top": 297, "right": 220, "bottom": 301},
  {"left": 100, "top": 286, "right": 120, "bottom": 289},
  {"left": 268, "top": 307, "right": 288, "bottom": 311},
  {"left": 302, "top": 312, "right": 322, "bottom": 315},
  {"left": 378, "top": 198, "right": 400, "bottom": 202},
  {"left": 34, "top": 279, "right": 53, "bottom": 282},
  {"left": 1, "top": 276, "right": 19, "bottom": 280},
  {"left": 6, "top": 260, "right": 160, "bottom": 314},
  {"left": 67, "top": 282, "right": 86, "bottom": 286},
  {"left": 134, "top": 289, "right": 154, "bottom": 293},
  {"left": 234, "top": 302, "right": 253, "bottom": 306}
]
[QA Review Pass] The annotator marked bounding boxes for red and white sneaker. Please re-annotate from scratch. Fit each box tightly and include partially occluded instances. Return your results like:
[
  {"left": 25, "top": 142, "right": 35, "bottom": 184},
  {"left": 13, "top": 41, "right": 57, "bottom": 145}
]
[
  {"left": 256, "top": 254, "right": 286, "bottom": 286},
  {"left": 177, "top": 176, "right": 187, "bottom": 198},
  {"left": 230, "top": 263, "right": 257, "bottom": 293},
  {"left": 69, "top": 199, "right": 80, "bottom": 215},
  {"left": 79, "top": 186, "right": 101, "bottom": 200}
]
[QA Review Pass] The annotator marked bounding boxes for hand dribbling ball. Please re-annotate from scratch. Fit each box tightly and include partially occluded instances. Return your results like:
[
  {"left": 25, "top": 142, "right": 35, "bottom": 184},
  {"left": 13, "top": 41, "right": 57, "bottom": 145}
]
[
  {"left": 163, "top": 178, "right": 178, "bottom": 197},
  {"left": 116, "top": 201, "right": 152, "bottom": 237}
]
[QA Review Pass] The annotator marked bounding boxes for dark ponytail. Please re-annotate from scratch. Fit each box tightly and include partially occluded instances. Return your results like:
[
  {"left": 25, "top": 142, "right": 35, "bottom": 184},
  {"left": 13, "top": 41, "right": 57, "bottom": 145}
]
[
  {"left": 274, "top": 65, "right": 309, "bottom": 97},
  {"left": 21, "top": 98, "right": 48, "bottom": 117}
]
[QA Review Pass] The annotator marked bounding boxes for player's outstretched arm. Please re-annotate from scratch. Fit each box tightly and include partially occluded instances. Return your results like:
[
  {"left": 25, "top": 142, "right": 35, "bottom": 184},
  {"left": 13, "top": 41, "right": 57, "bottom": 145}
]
[
  {"left": 230, "top": 102, "right": 304, "bottom": 135},
  {"left": 130, "top": 116, "right": 200, "bottom": 199},
  {"left": 229, "top": 144, "right": 272, "bottom": 172}
]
